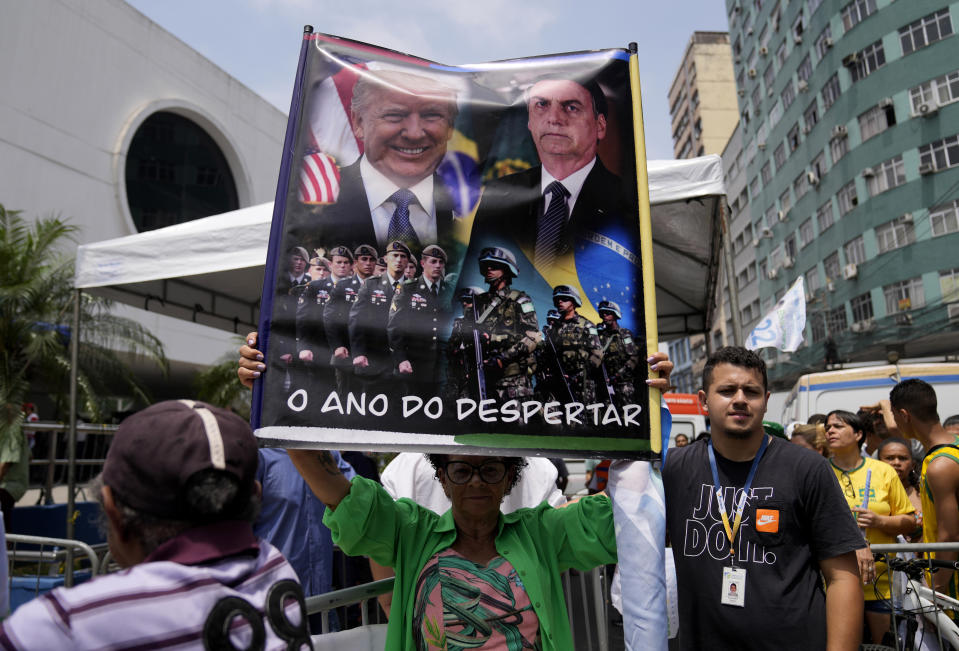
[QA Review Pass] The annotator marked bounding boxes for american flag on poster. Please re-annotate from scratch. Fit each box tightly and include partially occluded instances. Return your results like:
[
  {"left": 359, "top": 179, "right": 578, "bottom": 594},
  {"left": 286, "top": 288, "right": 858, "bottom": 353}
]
[{"left": 298, "top": 148, "right": 341, "bottom": 204}]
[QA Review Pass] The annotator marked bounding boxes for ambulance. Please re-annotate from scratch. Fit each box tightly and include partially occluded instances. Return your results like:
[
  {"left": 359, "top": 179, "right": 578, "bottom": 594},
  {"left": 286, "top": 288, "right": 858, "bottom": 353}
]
[
  {"left": 664, "top": 393, "right": 708, "bottom": 447},
  {"left": 780, "top": 362, "right": 959, "bottom": 425}
]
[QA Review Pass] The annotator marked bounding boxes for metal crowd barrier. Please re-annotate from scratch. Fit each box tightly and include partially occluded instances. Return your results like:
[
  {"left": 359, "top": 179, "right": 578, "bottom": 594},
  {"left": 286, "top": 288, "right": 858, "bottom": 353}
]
[
  {"left": 304, "top": 564, "right": 612, "bottom": 647},
  {"left": 6, "top": 533, "right": 105, "bottom": 610},
  {"left": 870, "top": 542, "right": 959, "bottom": 651},
  {"left": 24, "top": 422, "right": 117, "bottom": 504}
]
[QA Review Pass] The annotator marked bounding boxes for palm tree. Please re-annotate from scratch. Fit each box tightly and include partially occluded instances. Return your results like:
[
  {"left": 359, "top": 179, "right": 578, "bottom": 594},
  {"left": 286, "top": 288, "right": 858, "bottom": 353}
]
[
  {"left": 192, "top": 343, "right": 252, "bottom": 420},
  {"left": 0, "top": 204, "right": 167, "bottom": 447}
]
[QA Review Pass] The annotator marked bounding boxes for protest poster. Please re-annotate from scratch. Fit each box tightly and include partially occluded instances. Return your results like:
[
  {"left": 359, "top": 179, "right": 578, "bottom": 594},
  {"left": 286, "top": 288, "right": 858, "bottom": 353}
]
[{"left": 252, "top": 29, "right": 659, "bottom": 458}]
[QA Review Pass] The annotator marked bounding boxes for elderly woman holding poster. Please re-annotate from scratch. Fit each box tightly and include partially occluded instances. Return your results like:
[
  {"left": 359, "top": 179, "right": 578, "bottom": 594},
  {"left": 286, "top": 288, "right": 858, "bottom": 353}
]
[{"left": 239, "top": 336, "right": 672, "bottom": 650}]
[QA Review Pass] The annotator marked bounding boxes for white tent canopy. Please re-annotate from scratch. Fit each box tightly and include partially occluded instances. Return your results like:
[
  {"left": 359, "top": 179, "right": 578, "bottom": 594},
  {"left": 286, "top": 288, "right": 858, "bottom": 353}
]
[{"left": 75, "top": 155, "right": 726, "bottom": 338}]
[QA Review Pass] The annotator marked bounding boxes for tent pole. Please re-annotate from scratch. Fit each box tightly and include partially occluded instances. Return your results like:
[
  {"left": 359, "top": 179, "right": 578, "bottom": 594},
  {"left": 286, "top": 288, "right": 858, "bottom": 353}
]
[
  {"left": 65, "top": 288, "right": 80, "bottom": 587},
  {"left": 721, "top": 203, "right": 743, "bottom": 346}
]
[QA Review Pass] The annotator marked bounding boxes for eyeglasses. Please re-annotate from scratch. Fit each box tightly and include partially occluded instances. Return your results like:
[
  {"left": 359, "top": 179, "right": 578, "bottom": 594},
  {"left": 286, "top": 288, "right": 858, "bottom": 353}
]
[{"left": 444, "top": 460, "right": 508, "bottom": 485}]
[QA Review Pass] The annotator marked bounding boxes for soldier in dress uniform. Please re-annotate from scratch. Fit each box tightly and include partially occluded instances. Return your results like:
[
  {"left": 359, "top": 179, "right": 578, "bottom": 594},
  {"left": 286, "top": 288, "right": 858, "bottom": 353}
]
[
  {"left": 596, "top": 300, "right": 640, "bottom": 408},
  {"left": 548, "top": 285, "right": 603, "bottom": 404},
  {"left": 348, "top": 241, "right": 410, "bottom": 394},
  {"left": 323, "top": 246, "right": 362, "bottom": 396},
  {"left": 388, "top": 245, "right": 453, "bottom": 396},
  {"left": 468, "top": 247, "right": 541, "bottom": 401},
  {"left": 267, "top": 246, "right": 312, "bottom": 406},
  {"left": 309, "top": 256, "right": 331, "bottom": 281},
  {"left": 353, "top": 244, "right": 378, "bottom": 281},
  {"left": 293, "top": 256, "right": 338, "bottom": 398},
  {"left": 373, "top": 257, "right": 387, "bottom": 278},
  {"left": 405, "top": 256, "right": 419, "bottom": 280}
]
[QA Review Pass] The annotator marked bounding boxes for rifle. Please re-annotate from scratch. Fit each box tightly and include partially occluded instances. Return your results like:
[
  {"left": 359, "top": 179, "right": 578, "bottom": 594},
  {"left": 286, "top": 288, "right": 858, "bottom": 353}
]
[
  {"left": 542, "top": 326, "right": 575, "bottom": 403},
  {"left": 471, "top": 300, "right": 487, "bottom": 401},
  {"left": 598, "top": 362, "right": 616, "bottom": 404}
]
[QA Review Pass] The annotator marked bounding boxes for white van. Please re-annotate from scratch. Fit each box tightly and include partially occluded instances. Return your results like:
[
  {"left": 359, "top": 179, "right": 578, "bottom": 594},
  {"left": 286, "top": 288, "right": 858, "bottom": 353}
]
[
  {"left": 780, "top": 362, "right": 959, "bottom": 425},
  {"left": 664, "top": 393, "right": 708, "bottom": 447}
]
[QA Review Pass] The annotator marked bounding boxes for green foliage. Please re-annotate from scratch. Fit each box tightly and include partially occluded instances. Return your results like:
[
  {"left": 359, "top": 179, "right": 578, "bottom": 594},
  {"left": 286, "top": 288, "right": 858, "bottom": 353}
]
[
  {"left": 192, "top": 342, "right": 252, "bottom": 420},
  {"left": 0, "top": 204, "right": 167, "bottom": 443}
]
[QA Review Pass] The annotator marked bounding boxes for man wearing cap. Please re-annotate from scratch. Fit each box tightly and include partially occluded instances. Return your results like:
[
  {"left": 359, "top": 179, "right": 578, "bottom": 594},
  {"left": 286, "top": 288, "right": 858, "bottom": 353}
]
[
  {"left": 273, "top": 246, "right": 312, "bottom": 366},
  {"left": 348, "top": 241, "right": 410, "bottom": 391},
  {"left": 322, "top": 246, "right": 363, "bottom": 397},
  {"left": 352, "top": 244, "right": 378, "bottom": 280},
  {"left": 0, "top": 400, "right": 308, "bottom": 649},
  {"left": 374, "top": 257, "right": 387, "bottom": 277},
  {"left": 467, "top": 246, "right": 541, "bottom": 402},
  {"left": 302, "top": 70, "right": 459, "bottom": 256},
  {"left": 468, "top": 76, "right": 633, "bottom": 269},
  {"left": 388, "top": 244, "right": 453, "bottom": 395},
  {"left": 547, "top": 285, "right": 603, "bottom": 404},
  {"left": 405, "top": 256, "right": 419, "bottom": 280},
  {"left": 596, "top": 300, "right": 640, "bottom": 409},
  {"left": 309, "top": 255, "right": 331, "bottom": 281}
]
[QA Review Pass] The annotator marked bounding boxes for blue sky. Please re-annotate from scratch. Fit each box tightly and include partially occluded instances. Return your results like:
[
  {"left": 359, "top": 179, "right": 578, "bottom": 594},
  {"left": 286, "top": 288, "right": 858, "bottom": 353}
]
[{"left": 126, "top": 0, "right": 730, "bottom": 160}]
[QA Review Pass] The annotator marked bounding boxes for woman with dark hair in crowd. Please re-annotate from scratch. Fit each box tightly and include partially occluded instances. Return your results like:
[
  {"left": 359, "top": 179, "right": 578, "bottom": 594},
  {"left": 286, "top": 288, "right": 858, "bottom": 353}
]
[
  {"left": 877, "top": 437, "right": 923, "bottom": 542},
  {"left": 826, "top": 409, "right": 916, "bottom": 645}
]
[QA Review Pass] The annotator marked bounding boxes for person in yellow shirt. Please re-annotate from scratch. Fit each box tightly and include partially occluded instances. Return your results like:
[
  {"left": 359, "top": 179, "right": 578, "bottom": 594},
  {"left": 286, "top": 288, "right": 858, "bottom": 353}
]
[{"left": 827, "top": 409, "right": 915, "bottom": 645}]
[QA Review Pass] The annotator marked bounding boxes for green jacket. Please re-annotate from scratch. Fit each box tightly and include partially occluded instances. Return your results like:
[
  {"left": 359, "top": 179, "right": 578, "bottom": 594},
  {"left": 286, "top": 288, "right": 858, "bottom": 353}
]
[{"left": 323, "top": 476, "right": 617, "bottom": 650}]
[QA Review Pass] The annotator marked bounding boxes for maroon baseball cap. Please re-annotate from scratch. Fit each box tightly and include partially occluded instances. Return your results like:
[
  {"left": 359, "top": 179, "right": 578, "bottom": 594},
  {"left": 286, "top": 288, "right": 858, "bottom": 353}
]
[{"left": 102, "top": 400, "right": 258, "bottom": 519}]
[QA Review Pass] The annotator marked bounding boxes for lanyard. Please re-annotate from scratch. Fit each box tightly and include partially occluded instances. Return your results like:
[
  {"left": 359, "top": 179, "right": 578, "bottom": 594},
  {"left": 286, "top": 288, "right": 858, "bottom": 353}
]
[{"left": 707, "top": 436, "right": 769, "bottom": 559}]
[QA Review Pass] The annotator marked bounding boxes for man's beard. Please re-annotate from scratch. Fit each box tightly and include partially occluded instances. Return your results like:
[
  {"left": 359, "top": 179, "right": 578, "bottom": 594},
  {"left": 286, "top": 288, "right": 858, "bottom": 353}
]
[{"left": 723, "top": 425, "right": 757, "bottom": 440}]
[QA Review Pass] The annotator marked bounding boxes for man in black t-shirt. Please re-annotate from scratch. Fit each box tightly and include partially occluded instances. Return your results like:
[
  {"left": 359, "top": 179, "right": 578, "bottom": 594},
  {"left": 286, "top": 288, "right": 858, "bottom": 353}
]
[{"left": 663, "top": 347, "right": 864, "bottom": 650}]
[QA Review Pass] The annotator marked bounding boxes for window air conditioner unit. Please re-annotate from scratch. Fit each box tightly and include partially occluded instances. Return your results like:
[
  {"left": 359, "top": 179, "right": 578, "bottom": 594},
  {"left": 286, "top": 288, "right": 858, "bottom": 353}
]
[
  {"left": 948, "top": 303, "right": 959, "bottom": 324},
  {"left": 826, "top": 280, "right": 836, "bottom": 292},
  {"left": 739, "top": 89, "right": 746, "bottom": 96},
  {"left": 748, "top": 68, "right": 757, "bottom": 78},
  {"left": 920, "top": 163, "right": 936, "bottom": 175},
  {"left": 758, "top": 141, "right": 767, "bottom": 149},
  {"left": 862, "top": 168, "right": 876, "bottom": 178},
  {"left": 807, "top": 171, "right": 819, "bottom": 185},
  {"left": 842, "top": 53, "right": 860, "bottom": 67},
  {"left": 851, "top": 318, "right": 874, "bottom": 333},
  {"left": 747, "top": 27, "right": 754, "bottom": 35},
  {"left": 768, "top": 268, "right": 779, "bottom": 279},
  {"left": 901, "top": 212, "right": 914, "bottom": 223},
  {"left": 843, "top": 263, "right": 858, "bottom": 280},
  {"left": 802, "top": 124, "right": 812, "bottom": 135},
  {"left": 824, "top": 37, "right": 834, "bottom": 48},
  {"left": 798, "top": 80, "right": 809, "bottom": 92},
  {"left": 794, "top": 35, "right": 803, "bottom": 45},
  {"left": 768, "top": 86, "right": 774, "bottom": 97},
  {"left": 783, "top": 256, "right": 794, "bottom": 269},
  {"left": 895, "top": 313, "right": 914, "bottom": 326},
  {"left": 762, "top": 226, "right": 773, "bottom": 238},
  {"left": 752, "top": 238, "right": 761, "bottom": 248},
  {"left": 850, "top": 321, "right": 863, "bottom": 333},
  {"left": 777, "top": 210, "right": 787, "bottom": 222},
  {"left": 918, "top": 102, "right": 938, "bottom": 117},
  {"left": 879, "top": 97, "right": 894, "bottom": 109},
  {"left": 831, "top": 124, "right": 848, "bottom": 138},
  {"left": 760, "top": 46, "right": 769, "bottom": 56}
]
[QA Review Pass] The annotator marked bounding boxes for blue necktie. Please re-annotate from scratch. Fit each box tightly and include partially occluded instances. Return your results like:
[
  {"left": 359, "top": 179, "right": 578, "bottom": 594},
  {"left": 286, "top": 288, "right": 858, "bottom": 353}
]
[
  {"left": 387, "top": 189, "right": 421, "bottom": 250},
  {"left": 534, "top": 181, "right": 571, "bottom": 269}
]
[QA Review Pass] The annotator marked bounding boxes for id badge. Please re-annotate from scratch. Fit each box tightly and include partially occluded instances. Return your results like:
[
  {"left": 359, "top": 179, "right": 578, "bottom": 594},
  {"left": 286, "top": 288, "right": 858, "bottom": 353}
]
[{"left": 721, "top": 566, "right": 746, "bottom": 607}]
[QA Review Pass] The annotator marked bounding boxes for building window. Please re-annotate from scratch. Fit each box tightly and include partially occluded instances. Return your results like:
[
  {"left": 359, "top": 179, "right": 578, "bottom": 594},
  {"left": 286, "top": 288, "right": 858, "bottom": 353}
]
[
  {"left": 737, "top": 70, "right": 745, "bottom": 95},
  {"left": 828, "top": 306, "right": 848, "bottom": 333},
  {"left": 799, "top": 218, "right": 815, "bottom": 248},
  {"left": 764, "top": 63, "right": 776, "bottom": 89},
  {"left": 900, "top": 9, "right": 953, "bottom": 56},
  {"left": 866, "top": 155, "right": 906, "bottom": 196},
  {"left": 752, "top": 86, "right": 763, "bottom": 115},
  {"left": 750, "top": 176, "right": 761, "bottom": 199},
  {"left": 824, "top": 251, "right": 841, "bottom": 280},
  {"left": 808, "top": 0, "right": 824, "bottom": 15},
  {"left": 793, "top": 12, "right": 806, "bottom": 38},
  {"left": 940, "top": 267, "right": 959, "bottom": 303},
  {"left": 784, "top": 234, "right": 797, "bottom": 260},
  {"left": 761, "top": 162, "right": 773, "bottom": 184},
  {"left": 804, "top": 100, "right": 820, "bottom": 130},
  {"left": 909, "top": 70, "right": 959, "bottom": 114},
  {"left": 788, "top": 123, "right": 801, "bottom": 151},
  {"left": 782, "top": 80, "right": 797, "bottom": 110},
  {"left": 837, "top": 180, "right": 858, "bottom": 216},
  {"left": 780, "top": 188, "right": 793, "bottom": 214},
  {"left": 844, "top": 235, "right": 866, "bottom": 265},
  {"left": 769, "top": 100, "right": 783, "bottom": 127},
  {"left": 817, "top": 200, "right": 835, "bottom": 232},
  {"left": 858, "top": 103, "right": 896, "bottom": 141},
  {"left": 919, "top": 135, "right": 959, "bottom": 173},
  {"left": 810, "top": 313, "right": 827, "bottom": 343},
  {"left": 678, "top": 138, "right": 693, "bottom": 159},
  {"left": 815, "top": 26, "right": 833, "bottom": 59},
  {"left": 806, "top": 267, "right": 822, "bottom": 293},
  {"left": 774, "top": 143, "right": 787, "bottom": 169},
  {"left": 759, "top": 259, "right": 768, "bottom": 281},
  {"left": 930, "top": 200, "right": 959, "bottom": 236},
  {"left": 811, "top": 151, "right": 827, "bottom": 179},
  {"left": 851, "top": 292, "right": 874, "bottom": 323},
  {"left": 776, "top": 40, "right": 788, "bottom": 66},
  {"left": 849, "top": 41, "right": 885, "bottom": 83},
  {"left": 841, "top": 0, "right": 877, "bottom": 32},
  {"left": 822, "top": 74, "right": 841, "bottom": 111},
  {"left": 797, "top": 55, "right": 813, "bottom": 83},
  {"left": 884, "top": 277, "right": 926, "bottom": 313},
  {"left": 831, "top": 134, "right": 849, "bottom": 162},
  {"left": 876, "top": 214, "right": 916, "bottom": 253},
  {"left": 125, "top": 111, "right": 239, "bottom": 233},
  {"left": 794, "top": 172, "right": 810, "bottom": 201}
]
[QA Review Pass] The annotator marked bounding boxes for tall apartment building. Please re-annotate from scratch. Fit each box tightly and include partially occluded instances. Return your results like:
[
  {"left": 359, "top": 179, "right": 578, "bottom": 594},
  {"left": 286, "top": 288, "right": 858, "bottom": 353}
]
[
  {"left": 667, "top": 32, "right": 739, "bottom": 393},
  {"left": 726, "top": 0, "right": 959, "bottom": 389}
]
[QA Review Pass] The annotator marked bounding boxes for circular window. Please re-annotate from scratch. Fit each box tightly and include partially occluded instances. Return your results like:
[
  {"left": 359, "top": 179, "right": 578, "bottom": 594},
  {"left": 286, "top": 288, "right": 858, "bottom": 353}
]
[{"left": 125, "top": 112, "right": 239, "bottom": 232}]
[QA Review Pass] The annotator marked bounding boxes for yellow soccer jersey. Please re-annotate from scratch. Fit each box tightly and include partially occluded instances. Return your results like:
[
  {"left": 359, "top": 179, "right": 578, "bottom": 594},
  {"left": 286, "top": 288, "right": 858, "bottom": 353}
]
[{"left": 921, "top": 440, "right": 959, "bottom": 605}]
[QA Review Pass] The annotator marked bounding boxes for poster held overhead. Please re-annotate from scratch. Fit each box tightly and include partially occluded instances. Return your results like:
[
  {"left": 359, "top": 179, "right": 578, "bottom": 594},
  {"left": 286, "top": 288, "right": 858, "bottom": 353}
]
[{"left": 254, "top": 31, "right": 658, "bottom": 458}]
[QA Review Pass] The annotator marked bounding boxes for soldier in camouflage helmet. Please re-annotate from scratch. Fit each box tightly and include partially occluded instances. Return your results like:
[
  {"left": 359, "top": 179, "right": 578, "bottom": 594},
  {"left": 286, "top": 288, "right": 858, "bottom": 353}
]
[
  {"left": 596, "top": 300, "right": 640, "bottom": 408},
  {"left": 445, "top": 286, "right": 484, "bottom": 401},
  {"left": 467, "top": 247, "right": 541, "bottom": 401},
  {"left": 548, "top": 285, "right": 603, "bottom": 404}
]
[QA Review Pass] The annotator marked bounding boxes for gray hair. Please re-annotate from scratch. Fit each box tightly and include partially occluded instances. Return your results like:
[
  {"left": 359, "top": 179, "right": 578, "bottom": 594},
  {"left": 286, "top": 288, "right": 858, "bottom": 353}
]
[
  {"left": 351, "top": 69, "right": 458, "bottom": 125},
  {"left": 94, "top": 471, "right": 261, "bottom": 556}
]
